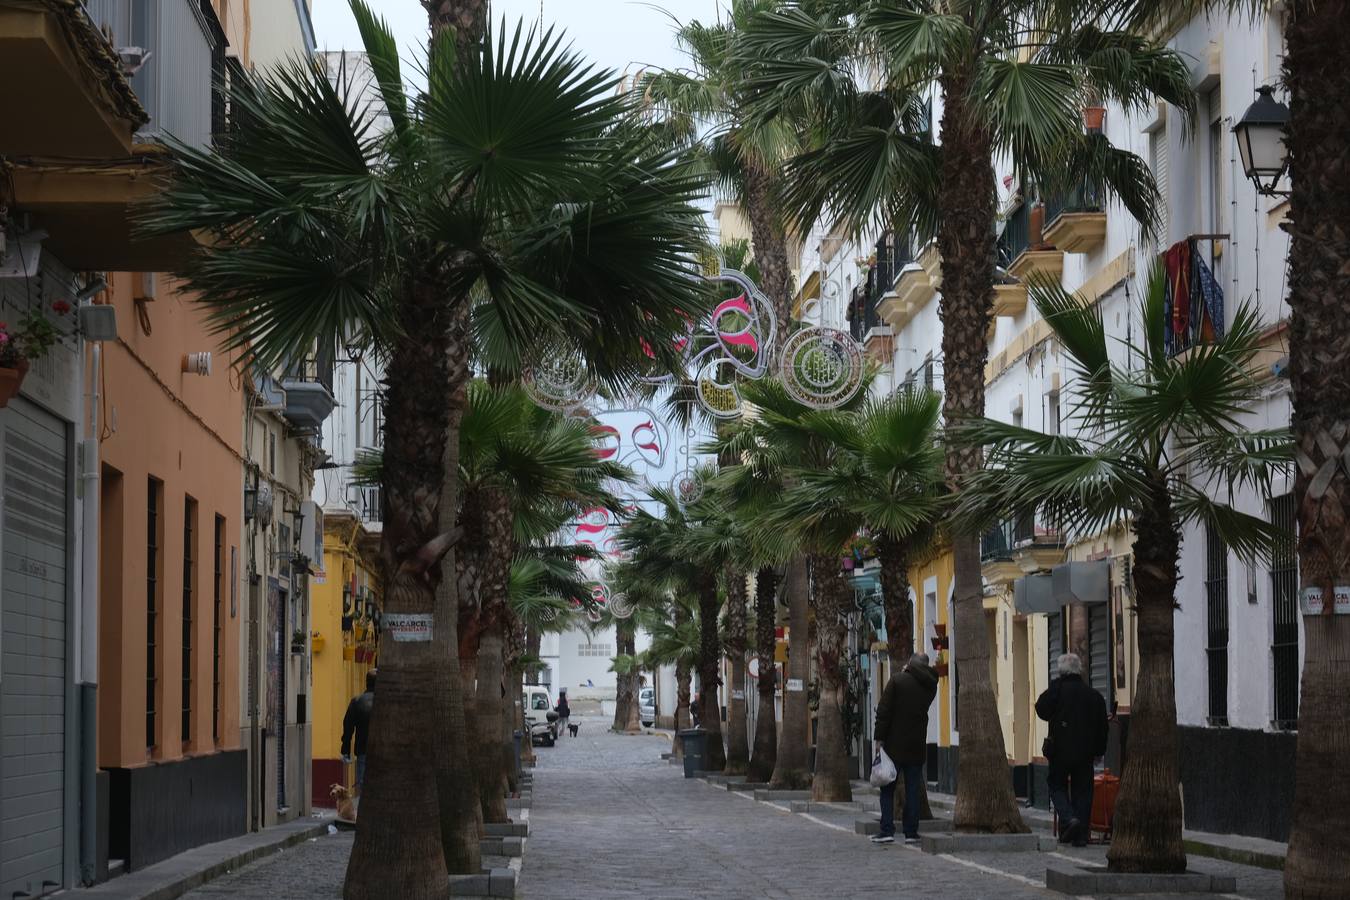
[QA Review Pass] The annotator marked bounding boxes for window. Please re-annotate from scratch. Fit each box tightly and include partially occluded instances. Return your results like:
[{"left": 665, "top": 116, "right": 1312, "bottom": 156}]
[
  {"left": 183, "top": 497, "right": 197, "bottom": 745},
  {"left": 147, "top": 478, "right": 162, "bottom": 750},
  {"left": 268, "top": 430, "right": 276, "bottom": 474},
  {"left": 1270, "top": 493, "right": 1299, "bottom": 729},
  {"left": 577, "top": 642, "right": 613, "bottom": 658},
  {"left": 1207, "top": 88, "right": 1225, "bottom": 279},
  {"left": 1149, "top": 127, "right": 1169, "bottom": 247},
  {"left": 1047, "top": 392, "right": 1061, "bottom": 436},
  {"left": 213, "top": 515, "right": 224, "bottom": 743},
  {"left": 923, "top": 357, "right": 935, "bottom": 390},
  {"left": 1205, "top": 522, "right": 1229, "bottom": 725},
  {"left": 533, "top": 695, "right": 548, "bottom": 711}
]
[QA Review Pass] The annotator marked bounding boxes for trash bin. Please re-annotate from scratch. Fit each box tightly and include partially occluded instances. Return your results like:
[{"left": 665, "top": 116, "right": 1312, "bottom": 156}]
[
  {"left": 679, "top": 728, "right": 707, "bottom": 778},
  {"left": 512, "top": 730, "right": 523, "bottom": 779}
]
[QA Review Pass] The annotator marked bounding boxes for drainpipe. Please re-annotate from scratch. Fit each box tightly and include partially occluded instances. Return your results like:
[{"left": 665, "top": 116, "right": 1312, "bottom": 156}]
[{"left": 79, "top": 339, "right": 101, "bottom": 884}]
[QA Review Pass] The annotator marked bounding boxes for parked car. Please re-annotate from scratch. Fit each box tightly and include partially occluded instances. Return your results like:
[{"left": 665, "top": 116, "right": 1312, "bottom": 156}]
[
  {"left": 522, "top": 684, "right": 559, "bottom": 746},
  {"left": 638, "top": 686, "right": 656, "bottom": 728}
]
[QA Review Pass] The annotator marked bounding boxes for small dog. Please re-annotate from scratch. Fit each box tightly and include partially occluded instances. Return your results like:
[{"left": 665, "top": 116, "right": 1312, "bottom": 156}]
[
  {"left": 567, "top": 722, "right": 580, "bottom": 738},
  {"left": 330, "top": 783, "right": 357, "bottom": 822}
]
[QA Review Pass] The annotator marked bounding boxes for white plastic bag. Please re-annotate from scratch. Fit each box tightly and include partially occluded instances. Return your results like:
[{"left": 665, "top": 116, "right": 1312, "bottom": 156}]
[{"left": 869, "top": 745, "right": 897, "bottom": 787}]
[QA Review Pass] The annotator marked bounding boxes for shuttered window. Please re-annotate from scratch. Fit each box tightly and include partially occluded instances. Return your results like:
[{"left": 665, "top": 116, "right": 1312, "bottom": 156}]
[
  {"left": 1047, "top": 612, "right": 1064, "bottom": 677},
  {"left": 1150, "top": 128, "right": 1169, "bottom": 246},
  {"left": 1205, "top": 522, "right": 1230, "bottom": 725},
  {"left": 1270, "top": 494, "right": 1299, "bottom": 729}
]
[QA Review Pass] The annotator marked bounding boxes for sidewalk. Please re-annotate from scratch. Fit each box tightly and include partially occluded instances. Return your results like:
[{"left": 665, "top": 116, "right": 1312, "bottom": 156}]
[
  {"left": 78, "top": 815, "right": 335, "bottom": 900},
  {"left": 922, "top": 790, "right": 1287, "bottom": 871}
]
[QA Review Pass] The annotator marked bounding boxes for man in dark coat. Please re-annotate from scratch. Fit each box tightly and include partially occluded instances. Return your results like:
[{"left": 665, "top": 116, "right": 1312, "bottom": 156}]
[
  {"left": 1036, "top": 653, "right": 1108, "bottom": 846},
  {"left": 341, "top": 670, "right": 376, "bottom": 791},
  {"left": 871, "top": 653, "right": 939, "bottom": 844}
]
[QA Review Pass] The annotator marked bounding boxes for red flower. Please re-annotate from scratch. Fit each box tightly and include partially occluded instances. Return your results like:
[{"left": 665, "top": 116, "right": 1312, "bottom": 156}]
[{"left": 52, "top": 300, "right": 72, "bottom": 315}]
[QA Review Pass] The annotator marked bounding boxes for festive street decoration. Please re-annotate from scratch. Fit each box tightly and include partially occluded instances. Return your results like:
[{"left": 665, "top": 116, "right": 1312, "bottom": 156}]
[
  {"left": 779, "top": 326, "right": 865, "bottom": 409},
  {"left": 522, "top": 340, "right": 597, "bottom": 412}
]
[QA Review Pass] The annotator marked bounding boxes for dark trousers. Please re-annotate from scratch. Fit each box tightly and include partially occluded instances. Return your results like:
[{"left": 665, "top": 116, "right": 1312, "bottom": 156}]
[
  {"left": 878, "top": 764, "right": 925, "bottom": 838},
  {"left": 1048, "top": 759, "right": 1094, "bottom": 837}
]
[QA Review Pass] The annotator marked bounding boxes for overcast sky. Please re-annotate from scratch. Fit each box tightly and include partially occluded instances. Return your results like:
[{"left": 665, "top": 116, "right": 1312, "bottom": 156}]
[{"left": 311, "top": 1, "right": 724, "bottom": 78}]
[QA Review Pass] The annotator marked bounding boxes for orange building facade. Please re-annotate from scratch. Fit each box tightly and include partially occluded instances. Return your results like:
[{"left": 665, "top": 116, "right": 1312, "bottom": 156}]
[{"left": 96, "top": 270, "right": 247, "bottom": 868}]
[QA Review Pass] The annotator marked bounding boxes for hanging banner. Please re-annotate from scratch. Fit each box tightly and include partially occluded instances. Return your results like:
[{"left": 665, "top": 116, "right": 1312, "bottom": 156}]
[{"left": 385, "top": 613, "right": 434, "bottom": 642}]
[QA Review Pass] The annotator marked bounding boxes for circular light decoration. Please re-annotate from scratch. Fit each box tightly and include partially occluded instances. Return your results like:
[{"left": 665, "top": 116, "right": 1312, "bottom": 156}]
[
  {"left": 695, "top": 357, "right": 744, "bottom": 419},
  {"left": 608, "top": 593, "right": 634, "bottom": 619},
  {"left": 586, "top": 607, "right": 604, "bottom": 624},
  {"left": 675, "top": 470, "right": 703, "bottom": 505},
  {"left": 522, "top": 342, "right": 596, "bottom": 413},
  {"left": 779, "top": 326, "right": 864, "bottom": 410}
]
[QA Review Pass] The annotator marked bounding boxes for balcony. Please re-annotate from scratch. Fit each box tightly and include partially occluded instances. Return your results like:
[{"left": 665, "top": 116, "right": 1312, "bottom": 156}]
[
  {"left": 87, "top": 0, "right": 224, "bottom": 150},
  {"left": 5, "top": 0, "right": 222, "bottom": 269},
  {"left": 0, "top": 0, "right": 146, "bottom": 157},
  {"left": 982, "top": 507, "right": 1065, "bottom": 584},
  {"left": 999, "top": 200, "right": 1065, "bottom": 285},
  {"left": 1043, "top": 180, "right": 1107, "bottom": 253},
  {"left": 992, "top": 282, "right": 1028, "bottom": 317},
  {"left": 281, "top": 346, "right": 337, "bottom": 431}
]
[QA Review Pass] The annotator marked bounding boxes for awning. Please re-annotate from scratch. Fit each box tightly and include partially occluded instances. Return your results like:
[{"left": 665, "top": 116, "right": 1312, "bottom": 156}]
[
  {"left": 1051, "top": 560, "right": 1110, "bottom": 606},
  {"left": 1013, "top": 573, "right": 1057, "bottom": 614}
]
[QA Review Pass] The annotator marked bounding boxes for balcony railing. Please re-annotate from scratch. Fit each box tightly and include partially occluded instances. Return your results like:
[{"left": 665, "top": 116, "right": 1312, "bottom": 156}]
[
  {"left": 980, "top": 507, "right": 1044, "bottom": 561},
  {"left": 997, "top": 202, "right": 1031, "bottom": 270},
  {"left": 284, "top": 345, "right": 336, "bottom": 395},
  {"left": 1044, "top": 179, "right": 1104, "bottom": 225},
  {"left": 84, "top": 0, "right": 223, "bottom": 149}
]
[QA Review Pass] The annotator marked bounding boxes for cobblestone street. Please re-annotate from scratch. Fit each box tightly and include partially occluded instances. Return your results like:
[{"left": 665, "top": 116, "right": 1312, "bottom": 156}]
[{"left": 178, "top": 715, "right": 1283, "bottom": 899}]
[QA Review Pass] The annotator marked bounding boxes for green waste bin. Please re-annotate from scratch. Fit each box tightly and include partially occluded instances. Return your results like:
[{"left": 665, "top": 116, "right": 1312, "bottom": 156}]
[{"left": 679, "top": 728, "right": 707, "bottom": 778}]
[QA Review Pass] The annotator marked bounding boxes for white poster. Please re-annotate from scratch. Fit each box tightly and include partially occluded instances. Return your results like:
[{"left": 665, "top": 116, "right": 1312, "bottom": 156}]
[
  {"left": 385, "top": 613, "right": 434, "bottom": 642},
  {"left": 786, "top": 678, "right": 804, "bottom": 692}
]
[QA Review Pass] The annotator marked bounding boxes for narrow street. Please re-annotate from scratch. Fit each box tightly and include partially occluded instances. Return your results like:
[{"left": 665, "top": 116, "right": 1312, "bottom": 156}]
[{"left": 179, "top": 715, "right": 1283, "bottom": 899}]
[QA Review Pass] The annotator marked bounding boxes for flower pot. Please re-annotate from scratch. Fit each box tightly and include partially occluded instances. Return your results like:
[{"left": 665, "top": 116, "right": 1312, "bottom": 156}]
[
  {"left": 311, "top": 634, "right": 326, "bottom": 654},
  {"left": 1083, "top": 105, "right": 1106, "bottom": 132},
  {"left": 933, "top": 622, "right": 947, "bottom": 637},
  {"left": 1029, "top": 203, "right": 1047, "bottom": 249},
  {"left": 934, "top": 661, "right": 950, "bottom": 678},
  {"left": 842, "top": 557, "right": 855, "bottom": 571},
  {"left": 0, "top": 361, "right": 30, "bottom": 408}
]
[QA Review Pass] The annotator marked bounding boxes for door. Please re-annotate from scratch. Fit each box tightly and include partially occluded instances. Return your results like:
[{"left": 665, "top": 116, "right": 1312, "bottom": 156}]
[
  {"left": 267, "top": 577, "right": 286, "bottom": 812},
  {"left": 1, "top": 399, "right": 70, "bottom": 898}
]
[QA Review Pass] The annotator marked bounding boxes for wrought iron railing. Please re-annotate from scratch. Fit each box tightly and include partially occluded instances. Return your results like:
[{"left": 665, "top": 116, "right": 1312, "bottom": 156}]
[
  {"left": 1044, "top": 179, "right": 1104, "bottom": 225},
  {"left": 997, "top": 202, "right": 1031, "bottom": 269}
]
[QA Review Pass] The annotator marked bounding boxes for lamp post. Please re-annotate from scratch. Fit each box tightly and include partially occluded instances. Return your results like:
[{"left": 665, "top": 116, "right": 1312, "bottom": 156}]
[{"left": 1232, "top": 85, "right": 1291, "bottom": 197}]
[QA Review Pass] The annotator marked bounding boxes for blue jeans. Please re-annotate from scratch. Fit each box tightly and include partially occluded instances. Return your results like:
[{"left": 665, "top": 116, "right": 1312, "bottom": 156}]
[{"left": 879, "top": 763, "right": 925, "bottom": 838}]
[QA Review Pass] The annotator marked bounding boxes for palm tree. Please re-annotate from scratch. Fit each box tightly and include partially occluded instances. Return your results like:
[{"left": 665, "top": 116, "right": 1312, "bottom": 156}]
[
  {"left": 746, "top": 563, "right": 781, "bottom": 783},
  {"left": 716, "top": 378, "right": 873, "bottom": 801},
  {"left": 620, "top": 476, "right": 735, "bottom": 771},
  {"left": 737, "top": 0, "right": 1193, "bottom": 833},
  {"left": 143, "top": 5, "right": 710, "bottom": 892},
  {"left": 959, "top": 267, "right": 1292, "bottom": 872},
  {"left": 641, "top": 0, "right": 799, "bottom": 328},
  {"left": 455, "top": 381, "right": 630, "bottom": 821},
  {"left": 779, "top": 387, "right": 946, "bottom": 816},
  {"left": 1237, "top": 1, "right": 1350, "bottom": 891},
  {"left": 642, "top": 593, "right": 702, "bottom": 749}
]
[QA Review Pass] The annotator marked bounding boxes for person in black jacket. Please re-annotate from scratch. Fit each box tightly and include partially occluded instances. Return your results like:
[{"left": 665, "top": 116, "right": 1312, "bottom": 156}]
[
  {"left": 555, "top": 690, "right": 571, "bottom": 736},
  {"left": 1036, "top": 653, "right": 1108, "bottom": 846},
  {"left": 871, "top": 653, "right": 940, "bottom": 844},
  {"left": 341, "top": 670, "right": 376, "bottom": 790}
]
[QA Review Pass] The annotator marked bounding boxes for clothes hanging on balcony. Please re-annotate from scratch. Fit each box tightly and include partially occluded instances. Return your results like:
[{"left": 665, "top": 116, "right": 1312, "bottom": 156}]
[{"left": 1161, "top": 239, "right": 1225, "bottom": 355}]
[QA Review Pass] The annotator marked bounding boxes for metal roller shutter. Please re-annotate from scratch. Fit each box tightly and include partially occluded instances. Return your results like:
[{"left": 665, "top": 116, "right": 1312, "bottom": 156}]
[
  {"left": 1046, "top": 612, "right": 1063, "bottom": 678},
  {"left": 1, "top": 398, "right": 69, "bottom": 898}
]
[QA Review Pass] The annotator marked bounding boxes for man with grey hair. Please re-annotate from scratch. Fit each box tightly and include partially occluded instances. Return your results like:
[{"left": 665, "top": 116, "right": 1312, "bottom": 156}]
[
  {"left": 872, "top": 652, "right": 939, "bottom": 844},
  {"left": 1036, "top": 653, "right": 1108, "bottom": 846}
]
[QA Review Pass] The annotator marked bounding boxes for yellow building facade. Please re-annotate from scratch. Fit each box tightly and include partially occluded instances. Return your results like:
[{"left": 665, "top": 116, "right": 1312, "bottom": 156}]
[{"left": 309, "top": 511, "right": 381, "bottom": 806}]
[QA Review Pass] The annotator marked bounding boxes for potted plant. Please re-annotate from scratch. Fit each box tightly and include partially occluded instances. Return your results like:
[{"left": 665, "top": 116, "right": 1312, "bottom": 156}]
[
  {"left": 1082, "top": 92, "right": 1106, "bottom": 132},
  {"left": 0, "top": 304, "right": 66, "bottom": 407},
  {"left": 290, "top": 629, "right": 306, "bottom": 654}
]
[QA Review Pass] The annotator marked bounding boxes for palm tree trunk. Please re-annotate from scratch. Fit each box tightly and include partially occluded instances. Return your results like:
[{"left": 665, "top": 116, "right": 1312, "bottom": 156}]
[
  {"left": 674, "top": 659, "right": 692, "bottom": 758},
  {"left": 877, "top": 535, "right": 933, "bottom": 820},
  {"left": 748, "top": 566, "right": 779, "bottom": 783},
  {"left": 474, "top": 624, "right": 510, "bottom": 823},
  {"left": 1107, "top": 483, "right": 1185, "bottom": 873},
  {"left": 771, "top": 558, "right": 811, "bottom": 788},
  {"left": 724, "top": 568, "right": 751, "bottom": 774},
  {"left": 697, "top": 574, "right": 727, "bottom": 771},
  {"left": 936, "top": 80, "right": 1026, "bottom": 835},
  {"left": 742, "top": 160, "right": 793, "bottom": 329},
  {"left": 808, "top": 554, "right": 853, "bottom": 802},
  {"left": 423, "top": 0, "right": 487, "bottom": 59},
  {"left": 343, "top": 282, "right": 456, "bottom": 900},
  {"left": 1281, "top": 4, "right": 1350, "bottom": 895}
]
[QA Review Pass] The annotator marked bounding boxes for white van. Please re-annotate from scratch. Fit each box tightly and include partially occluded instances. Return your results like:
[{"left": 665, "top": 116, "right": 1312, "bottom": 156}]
[{"left": 522, "top": 684, "right": 558, "bottom": 745}]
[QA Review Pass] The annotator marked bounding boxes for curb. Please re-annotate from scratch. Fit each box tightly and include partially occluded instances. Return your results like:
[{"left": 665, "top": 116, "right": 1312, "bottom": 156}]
[
  {"left": 1183, "top": 838, "right": 1286, "bottom": 872},
  {"left": 81, "top": 818, "right": 334, "bottom": 900}
]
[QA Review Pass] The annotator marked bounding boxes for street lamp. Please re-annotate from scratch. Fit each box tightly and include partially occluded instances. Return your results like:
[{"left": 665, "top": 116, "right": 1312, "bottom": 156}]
[{"left": 1233, "top": 85, "right": 1291, "bottom": 197}]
